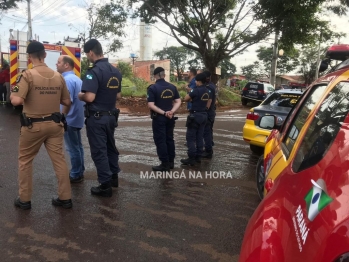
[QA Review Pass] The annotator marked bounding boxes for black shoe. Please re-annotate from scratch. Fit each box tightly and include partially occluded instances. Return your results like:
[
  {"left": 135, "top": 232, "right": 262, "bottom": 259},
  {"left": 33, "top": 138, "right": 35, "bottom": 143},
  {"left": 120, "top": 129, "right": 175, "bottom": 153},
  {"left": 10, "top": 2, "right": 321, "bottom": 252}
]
[
  {"left": 195, "top": 157, "right": 201, "bottom": 163},
  {"left": 70, "top": 176, "right": 83, "bottom": 183},
  {"left": 111, "top": 174, "right": 118, "bottom": 187},
  {"left": 91, "top": 184, "right": 112, "bottom": 197},
  {"left": 202, "top": 151, "right": 213, "bottom": 159},
  {"left": 152, "top": 162, "right": 170, "bottom": 172},
  {"left": 180, "top": 157, "right": 195, "bottom": 166},
  {"left": 169, "top": 162, "right": 174, "bottom": 169},
  {"left": 14, "top": 197, "right": 31, "bottom": 210},
  {"left": 52, "top": 198, "right": 72, "bottom": 209}
]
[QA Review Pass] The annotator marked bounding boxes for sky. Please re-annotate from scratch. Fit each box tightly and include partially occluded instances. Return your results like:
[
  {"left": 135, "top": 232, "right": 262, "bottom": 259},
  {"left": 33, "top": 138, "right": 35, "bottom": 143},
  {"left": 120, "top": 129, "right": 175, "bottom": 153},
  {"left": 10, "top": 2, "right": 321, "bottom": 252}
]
[{"left": 0, "top": 0, "right": 348, "bottom": 74}]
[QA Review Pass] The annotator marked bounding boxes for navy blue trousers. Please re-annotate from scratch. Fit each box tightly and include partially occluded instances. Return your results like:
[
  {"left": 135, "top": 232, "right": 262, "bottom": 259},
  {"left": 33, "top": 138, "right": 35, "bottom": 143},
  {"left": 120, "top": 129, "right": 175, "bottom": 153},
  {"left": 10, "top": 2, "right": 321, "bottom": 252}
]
[
  {"left": 86, "top": 115, "right": 120, "bottom": 185},
  {"left": 186, "top": 113, "right": 207, "bottom": 158},
  {"left": 203, "top": 112, "right": 215, "bottom": 152},
  {"left": 152, "top": 116, "right": 175, "bottom": 163}
]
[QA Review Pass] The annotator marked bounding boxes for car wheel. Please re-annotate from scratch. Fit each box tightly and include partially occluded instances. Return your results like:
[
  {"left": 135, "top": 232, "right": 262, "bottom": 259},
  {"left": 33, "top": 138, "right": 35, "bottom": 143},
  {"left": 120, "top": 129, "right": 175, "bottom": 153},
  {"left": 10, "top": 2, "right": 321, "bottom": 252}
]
[
  {"left": 256, "top": 155, "right": 265, "bottom": 200},
  {"left": 250, "top": 144, "right": 264, "bottom": 155},
  {"left": 241, "top": 99, "right": 248, "bottom": 106}
]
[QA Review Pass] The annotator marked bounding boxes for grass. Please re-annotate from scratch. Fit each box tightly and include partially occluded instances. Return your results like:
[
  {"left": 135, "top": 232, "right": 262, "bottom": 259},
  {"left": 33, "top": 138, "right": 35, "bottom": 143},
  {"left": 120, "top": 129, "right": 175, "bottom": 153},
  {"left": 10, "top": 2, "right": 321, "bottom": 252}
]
[{"left": 217, "top": 87, "right": 241, "bottom": 106}]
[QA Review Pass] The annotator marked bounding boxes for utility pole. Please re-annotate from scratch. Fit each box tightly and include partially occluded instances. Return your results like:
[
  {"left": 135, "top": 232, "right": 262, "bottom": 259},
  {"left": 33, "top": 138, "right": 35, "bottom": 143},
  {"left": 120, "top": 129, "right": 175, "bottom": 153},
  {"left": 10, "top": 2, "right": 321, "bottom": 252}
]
[
  {"left": 27, "top": 0, "right": 33, "bottom": 39},
  {"left": 315, "top": 31, "right": 323, "bottom": 80},
  {"left": 270, "top": 30, "right": 280, "bottom": 87}
]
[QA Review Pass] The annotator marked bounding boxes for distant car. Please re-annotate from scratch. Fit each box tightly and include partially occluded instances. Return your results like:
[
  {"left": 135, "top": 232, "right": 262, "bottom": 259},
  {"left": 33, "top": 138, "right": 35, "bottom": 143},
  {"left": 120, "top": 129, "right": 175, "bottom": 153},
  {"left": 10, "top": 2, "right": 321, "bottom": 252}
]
[
  {"left": 241, "top": 82, "right": 274, "bottom": 105},
  {"left": 242, "top": 89, "right": 303, "bottom": 155}
]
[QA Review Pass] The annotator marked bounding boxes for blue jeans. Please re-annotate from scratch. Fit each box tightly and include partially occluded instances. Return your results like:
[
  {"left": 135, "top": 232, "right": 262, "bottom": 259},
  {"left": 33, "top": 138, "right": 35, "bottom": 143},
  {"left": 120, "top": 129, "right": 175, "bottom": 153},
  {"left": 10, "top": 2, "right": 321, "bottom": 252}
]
[{"left": 64, "top": 126, "right": 85, "bottom": 179}]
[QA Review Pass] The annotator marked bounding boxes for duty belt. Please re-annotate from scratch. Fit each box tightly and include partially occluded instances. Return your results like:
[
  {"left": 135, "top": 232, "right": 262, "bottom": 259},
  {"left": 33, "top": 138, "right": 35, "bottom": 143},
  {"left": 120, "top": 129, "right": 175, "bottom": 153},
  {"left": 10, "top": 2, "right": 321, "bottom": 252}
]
[
  {"left": 190, "top": 110, "right": 206, "bottom": 113},
  {"left": 30, "top": 116, "right": 55, "bottom": 122},
  {"left": 89, "top": 110, "right": 114, "bottom": 116}
]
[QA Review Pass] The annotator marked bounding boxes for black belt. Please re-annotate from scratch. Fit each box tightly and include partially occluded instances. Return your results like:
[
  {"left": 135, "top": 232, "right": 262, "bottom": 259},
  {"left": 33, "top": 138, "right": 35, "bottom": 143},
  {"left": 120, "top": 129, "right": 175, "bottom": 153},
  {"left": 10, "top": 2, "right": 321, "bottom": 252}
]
[
  {"left": 190, "top": 110, "right": 206, "bottom": 113},
  {"left": 89, "top": 110, "right": 114, "bottom": 116},
  {"left": 30, "top": 116, "right": 54, "bottom": 123}
]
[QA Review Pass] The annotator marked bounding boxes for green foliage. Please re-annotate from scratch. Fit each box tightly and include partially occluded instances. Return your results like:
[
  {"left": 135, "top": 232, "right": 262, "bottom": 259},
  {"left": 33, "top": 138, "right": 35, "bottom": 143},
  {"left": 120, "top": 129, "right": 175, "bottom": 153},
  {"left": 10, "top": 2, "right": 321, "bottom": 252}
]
[
  {"left": 0, "top": 0, "right": 22, "bottom": 10},
  {"left": 70, "top": 2, "right": 127, "bottom": 53},
  {"left": 217, "top": 87, "right": 241, "bottom": 106},
  {"left": 219, "top": 58, "right": 236, "bottom": 78},
  {"left": 237, "top": 80, "right": 249, "bottom": 90},
  {"left": 241, "top": 62, "right": 263, "bottom": 81},
  {"left": 179, "top": 91, "right": 187, "bottom": 99},
  {"left": 80, "top": 57, "right": 89, "bottom": 80},
  {"left": 154, "top": 46, "right": 188, "bottom": 81},
  {"left": 116, "top": 62, "right": 133, "bottom": 78},
  {"left": 121, "top": 76, "right": 151, "bottom": 97}
]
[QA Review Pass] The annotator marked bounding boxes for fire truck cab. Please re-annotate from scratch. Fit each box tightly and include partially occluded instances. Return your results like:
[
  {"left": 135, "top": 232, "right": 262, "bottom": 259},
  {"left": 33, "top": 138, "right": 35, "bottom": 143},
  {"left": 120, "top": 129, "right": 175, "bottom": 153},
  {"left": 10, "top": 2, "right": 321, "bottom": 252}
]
[{"left": 1, "top": 30, "right": 81, "bottom": 88}]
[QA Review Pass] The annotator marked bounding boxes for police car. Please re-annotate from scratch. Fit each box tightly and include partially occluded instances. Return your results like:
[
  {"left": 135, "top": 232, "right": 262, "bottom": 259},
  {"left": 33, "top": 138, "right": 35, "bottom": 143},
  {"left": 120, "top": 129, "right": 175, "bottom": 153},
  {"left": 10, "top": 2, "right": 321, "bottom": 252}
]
[{"left": 240, "top": 44, "right": 349, "bottom": 261}]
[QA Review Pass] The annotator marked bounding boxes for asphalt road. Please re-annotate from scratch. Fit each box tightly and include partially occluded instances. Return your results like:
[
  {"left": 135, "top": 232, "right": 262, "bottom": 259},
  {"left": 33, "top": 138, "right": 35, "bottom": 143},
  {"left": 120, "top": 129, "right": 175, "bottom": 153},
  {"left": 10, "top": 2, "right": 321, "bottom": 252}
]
[{"left": 0, "top": 105, "right": 260, "bottom": 262}]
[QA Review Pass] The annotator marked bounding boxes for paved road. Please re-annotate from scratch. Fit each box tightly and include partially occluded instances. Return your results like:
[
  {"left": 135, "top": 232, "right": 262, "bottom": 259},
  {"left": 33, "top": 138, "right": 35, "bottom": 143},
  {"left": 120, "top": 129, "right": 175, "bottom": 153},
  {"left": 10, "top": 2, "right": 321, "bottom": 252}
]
[{"left": 0, "top": 105, "right": 260, "bottom": 262}]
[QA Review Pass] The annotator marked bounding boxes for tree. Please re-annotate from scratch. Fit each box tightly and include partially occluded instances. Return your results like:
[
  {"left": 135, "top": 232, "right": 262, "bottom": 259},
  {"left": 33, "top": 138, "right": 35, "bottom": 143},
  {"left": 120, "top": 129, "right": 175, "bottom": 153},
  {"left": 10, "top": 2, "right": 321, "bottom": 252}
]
[
  {"left": 154, "top": 46, "right": 188, "bottom": 81},
  {"left": 219, "top": 58, "right": 236, "bottom": 79},
  {"left": 69, "top": 2, "right": 127, "bottom": 54},
  {"left": 0, "top": 0, "right": 22, "bottom": 11},
  {"left": 116, "top": 61, "right": 133, "bottom": 78},
  {"left": 298, "top": 45, "right": 324, "bottom": 85},
  {"left": 129, "top": 0, "right": 272, "bottom": 83},
  {"left": 241, "top": 62, "right": 263, "bottom": 81},
  {"left": 80, "top": 57, "right": 89, "bottom": 80}
]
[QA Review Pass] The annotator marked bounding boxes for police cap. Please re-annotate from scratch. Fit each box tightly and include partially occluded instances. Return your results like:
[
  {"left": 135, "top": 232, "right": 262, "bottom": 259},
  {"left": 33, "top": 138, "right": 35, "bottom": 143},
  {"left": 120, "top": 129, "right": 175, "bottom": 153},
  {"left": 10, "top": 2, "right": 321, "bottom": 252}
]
[
  {"left": 84, "top": 39, "right": 100, "bottom": 53},
  {"left": 153, "top": 67, "right": 165, "bottom": 75},
  {"left": 195, "top": 73, "right": 207, "bottom": 82},
  {"left": 26, "top": 41, "right": 45, "bottom": 54},
  {"left": 203, "top": 70, "right": 211, "bottom": 78}
]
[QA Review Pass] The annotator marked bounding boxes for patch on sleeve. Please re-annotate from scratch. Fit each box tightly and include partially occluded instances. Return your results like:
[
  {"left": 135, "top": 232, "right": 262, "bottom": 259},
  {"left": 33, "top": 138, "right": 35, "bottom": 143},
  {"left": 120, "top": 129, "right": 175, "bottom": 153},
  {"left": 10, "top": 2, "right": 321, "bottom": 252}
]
[
  {"left": 86, "top": 74, "right": 93, "bottom": 80},
  {"left": 190, "top": 89, "right": 193, "bottom": 92},
  {"left": 16, "top": 74, "right": 22, "bottom": 83},
  {"left": 12, "top": 86, "right": 19, "bottom": 92}
]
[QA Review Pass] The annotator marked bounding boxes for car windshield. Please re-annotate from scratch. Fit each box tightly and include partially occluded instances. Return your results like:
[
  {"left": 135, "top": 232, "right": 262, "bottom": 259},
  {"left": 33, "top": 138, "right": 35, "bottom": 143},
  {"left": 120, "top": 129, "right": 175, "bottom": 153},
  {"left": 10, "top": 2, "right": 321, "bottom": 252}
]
[
  {"left": 262, "top": 92, "right": 301, "bottom": 108},
  {"left": 264, "top": 84, "right": 275, "bottom": 92}
]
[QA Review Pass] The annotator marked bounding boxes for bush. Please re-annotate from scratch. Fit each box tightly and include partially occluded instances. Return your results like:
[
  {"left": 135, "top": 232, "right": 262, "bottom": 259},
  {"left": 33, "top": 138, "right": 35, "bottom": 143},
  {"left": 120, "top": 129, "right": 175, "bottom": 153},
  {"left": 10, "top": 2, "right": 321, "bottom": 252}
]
[
  {"left": 121, "top": 76, "right": 151, "bottom": 97},
  {"left": 217, "top": 87, "right": 241, "bottom": 106}
]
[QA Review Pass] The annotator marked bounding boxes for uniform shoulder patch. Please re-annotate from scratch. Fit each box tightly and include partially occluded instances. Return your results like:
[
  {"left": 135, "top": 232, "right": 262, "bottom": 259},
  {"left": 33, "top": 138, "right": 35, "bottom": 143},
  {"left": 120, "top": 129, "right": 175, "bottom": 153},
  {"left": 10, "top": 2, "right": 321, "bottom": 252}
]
[
  {"left": 16, "top": 74, "right": 23, "bottom": 83},
  {"left": 86, "top": 74, "right": 93, "bottom": 80},
  {"left": 12, "top": 86, "right": 19, "bottom": 92}
]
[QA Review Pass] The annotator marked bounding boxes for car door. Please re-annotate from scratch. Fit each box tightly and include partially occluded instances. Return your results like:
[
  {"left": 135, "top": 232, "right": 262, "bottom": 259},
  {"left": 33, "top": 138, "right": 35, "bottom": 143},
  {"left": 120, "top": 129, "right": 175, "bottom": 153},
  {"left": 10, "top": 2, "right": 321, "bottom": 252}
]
[{"left": 265, "top": 79, "right": 349, "bottom": 261}]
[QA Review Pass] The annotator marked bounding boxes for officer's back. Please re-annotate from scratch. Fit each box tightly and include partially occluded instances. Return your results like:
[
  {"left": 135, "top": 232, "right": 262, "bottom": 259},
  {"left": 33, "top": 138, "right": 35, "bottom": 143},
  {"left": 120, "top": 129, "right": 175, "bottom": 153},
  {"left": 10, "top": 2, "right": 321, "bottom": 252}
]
[
  {"left": 148, "top": 78, "right": 178, "bottom": 112},
  {"left": 190, "top": 85, "right": 210, "bottom": 112}
]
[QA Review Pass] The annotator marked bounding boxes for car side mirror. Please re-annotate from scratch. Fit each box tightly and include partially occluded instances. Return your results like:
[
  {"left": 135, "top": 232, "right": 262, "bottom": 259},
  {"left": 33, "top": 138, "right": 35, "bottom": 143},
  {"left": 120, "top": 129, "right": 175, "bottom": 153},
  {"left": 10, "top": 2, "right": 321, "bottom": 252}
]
[
  {"left": 259, "top": 115, "right": 282, "bottom": 130},
  {"left": 319, "top": 60, "right": 329, "bottom": 73}
]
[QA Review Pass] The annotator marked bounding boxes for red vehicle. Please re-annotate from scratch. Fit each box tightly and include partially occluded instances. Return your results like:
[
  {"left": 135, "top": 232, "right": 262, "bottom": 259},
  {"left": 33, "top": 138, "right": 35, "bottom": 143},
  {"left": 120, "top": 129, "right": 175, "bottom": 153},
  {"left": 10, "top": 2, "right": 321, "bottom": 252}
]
[{"left": 239, "top": 45, "right": 349, "bottom": 261}]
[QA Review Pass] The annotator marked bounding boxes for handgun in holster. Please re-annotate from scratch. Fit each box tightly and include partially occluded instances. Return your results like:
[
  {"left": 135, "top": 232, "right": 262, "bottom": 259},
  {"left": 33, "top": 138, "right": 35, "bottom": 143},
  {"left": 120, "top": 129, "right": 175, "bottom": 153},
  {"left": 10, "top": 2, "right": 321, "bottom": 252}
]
[
  {"left": 114, "top": 108, "right": 120, "bottom": 127},
  {"left": 84, "top": 104, "right": 90, "bottom": 118},
  {"left": 52, "top": 112, "right": 67, "bottom": 131},
  {"left": 186, "top": 114, "right": 196, "bottom": 128},
  {"left": 20, "top": 113, "right": 32, "bottom": 127},
  {"left": 150, "top": 110, "right": 158, "bottom": 119}
]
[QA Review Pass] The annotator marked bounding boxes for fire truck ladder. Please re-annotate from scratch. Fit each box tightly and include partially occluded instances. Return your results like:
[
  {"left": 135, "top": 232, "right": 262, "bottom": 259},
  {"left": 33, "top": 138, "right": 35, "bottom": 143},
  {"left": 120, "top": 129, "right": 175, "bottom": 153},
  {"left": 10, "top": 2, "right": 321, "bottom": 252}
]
[{"left": 15, "top": 30, "right": 30, "bottom": 72}]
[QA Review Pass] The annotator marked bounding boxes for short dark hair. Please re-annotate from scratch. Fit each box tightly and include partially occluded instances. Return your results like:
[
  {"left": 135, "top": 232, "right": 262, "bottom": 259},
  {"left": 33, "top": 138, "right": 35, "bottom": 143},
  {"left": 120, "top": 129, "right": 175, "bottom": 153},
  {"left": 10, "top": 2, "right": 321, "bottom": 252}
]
[
  {"left": 30, "top": 50, "right": 46, "bottom": 61},
  {"left": 190, "top": 68, "right": 197, "bottom": 76},
  {"left": 91, "top": 42, "right": 103, "bottom": 56},
  {"left": 62, "top": 56, "right": 74, "bottom": 69}
]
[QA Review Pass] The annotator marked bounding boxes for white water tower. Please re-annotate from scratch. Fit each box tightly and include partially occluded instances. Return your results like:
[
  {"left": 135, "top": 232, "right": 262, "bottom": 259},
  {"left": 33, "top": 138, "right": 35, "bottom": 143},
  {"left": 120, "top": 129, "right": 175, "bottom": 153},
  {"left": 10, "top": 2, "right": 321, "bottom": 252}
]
[{"left": 139, "top": 21, "right": 152, "bottom": 61}]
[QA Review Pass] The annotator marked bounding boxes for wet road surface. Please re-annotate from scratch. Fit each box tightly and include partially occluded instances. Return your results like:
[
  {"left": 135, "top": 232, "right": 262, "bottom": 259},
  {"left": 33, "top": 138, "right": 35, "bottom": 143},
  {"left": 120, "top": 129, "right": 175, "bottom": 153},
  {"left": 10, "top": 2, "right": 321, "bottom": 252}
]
[{"left": 0, "top": 105, "right": 260, "bottom": 262}]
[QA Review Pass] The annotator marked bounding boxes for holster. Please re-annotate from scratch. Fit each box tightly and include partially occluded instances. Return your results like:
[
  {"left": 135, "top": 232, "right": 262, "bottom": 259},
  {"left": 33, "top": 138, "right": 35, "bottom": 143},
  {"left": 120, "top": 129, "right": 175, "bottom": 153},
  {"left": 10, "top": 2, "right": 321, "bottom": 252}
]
[
  {"left": 186, "top": 114, "right": 198, "bottom": 128},
  {"left": 84, "top": 104, "right": 90, "bottom": 118},
  {"left": 20, "top": 113, "right": 32, "bottom": 128},
  {"left": 52, "top": 112, "right": 67, "bottom": 131},
  {"left": 150, "top": 110, "right": 158, "bottom": 119}
]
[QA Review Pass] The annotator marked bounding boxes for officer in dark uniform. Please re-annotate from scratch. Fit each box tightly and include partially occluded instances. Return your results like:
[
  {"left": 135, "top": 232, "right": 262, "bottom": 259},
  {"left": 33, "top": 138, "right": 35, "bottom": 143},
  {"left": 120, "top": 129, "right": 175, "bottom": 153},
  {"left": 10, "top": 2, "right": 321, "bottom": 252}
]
[
  {"left": 181, "top": 73, "right": 212, "bottom": 166},
  {"left": 202, "top": 71, "right": 217, "bottom": 158},
  {"left": 147, "top": 67, "right": 181, "bottom": 171},
  {"left": 78, "top": 39, "right": 121, "bottom": 197}
]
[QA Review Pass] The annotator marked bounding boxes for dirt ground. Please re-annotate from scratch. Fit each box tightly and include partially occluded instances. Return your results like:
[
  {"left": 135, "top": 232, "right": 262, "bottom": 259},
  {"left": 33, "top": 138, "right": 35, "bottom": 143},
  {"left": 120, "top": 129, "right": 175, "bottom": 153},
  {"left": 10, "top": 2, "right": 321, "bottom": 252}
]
[{"left": 118, "top": 97, "right": 243, "bottom": 115}]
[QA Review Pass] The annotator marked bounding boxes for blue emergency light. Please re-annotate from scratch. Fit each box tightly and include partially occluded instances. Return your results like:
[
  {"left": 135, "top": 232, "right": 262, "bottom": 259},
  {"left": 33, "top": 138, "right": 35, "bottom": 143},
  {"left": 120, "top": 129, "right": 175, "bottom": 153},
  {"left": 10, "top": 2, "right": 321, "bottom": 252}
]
[
  {"left": 10, "top": 45, "right": 17, "bottom": 51},
  {"left": 75, "top": 49, "right": 80, "bottom": 58}
]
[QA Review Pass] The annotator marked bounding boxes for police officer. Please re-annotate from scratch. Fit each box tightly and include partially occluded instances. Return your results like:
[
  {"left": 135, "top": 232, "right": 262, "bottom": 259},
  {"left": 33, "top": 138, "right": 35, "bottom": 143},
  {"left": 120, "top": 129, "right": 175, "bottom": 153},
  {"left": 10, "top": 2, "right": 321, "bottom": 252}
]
[
  {"left": 78, "top": 39, "right": 121, "bottom": 197},
  {"left": 181, "top": 73, "right": 212, "bottom": 166},
  {"left": 10, "top": 41, "right": 73, "bottom": 209},
  {"left": 147, "top": 67, "right": 181, "bottom": 171},
  {"left": 202, "top": 71, "right": 217, "bottom": 158}
]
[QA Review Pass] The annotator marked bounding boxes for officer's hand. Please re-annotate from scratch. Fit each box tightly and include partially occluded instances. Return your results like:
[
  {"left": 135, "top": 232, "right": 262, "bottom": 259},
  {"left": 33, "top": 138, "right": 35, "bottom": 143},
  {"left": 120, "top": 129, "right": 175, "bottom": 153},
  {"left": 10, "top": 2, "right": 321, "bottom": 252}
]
[{"left": 165, "top": 111, "right": 173, "bottom": 119}]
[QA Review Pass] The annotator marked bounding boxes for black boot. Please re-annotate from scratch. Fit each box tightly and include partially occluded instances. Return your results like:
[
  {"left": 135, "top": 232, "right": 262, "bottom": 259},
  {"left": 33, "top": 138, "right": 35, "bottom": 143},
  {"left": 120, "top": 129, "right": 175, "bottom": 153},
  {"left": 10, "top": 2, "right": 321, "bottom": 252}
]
[
  {"left": 169, "top": 161, "right": 174, "bottom": 169},
  {"left": 180, "top": 157, "right": 195, "bottom": 166},
  {"left": 202, "top": 150, "right": 213, "bottom": 159},
  {"left": 195, "top": 157, "right": 201, "bottom": 163},
  {"left": 111, "top": 174, "right": 118, "bottom": 187},
  {"left": 52, "top": 198, "right": 73, "bottom": 209},
  {"left": 14, "top": 197, "right": 31, "bottom": 210},
  {"left": 91, "top": 183, "right": 112, "bottom": 197},
  {"left": 152, "top": 162, "right": 170, "bottom": 171}
]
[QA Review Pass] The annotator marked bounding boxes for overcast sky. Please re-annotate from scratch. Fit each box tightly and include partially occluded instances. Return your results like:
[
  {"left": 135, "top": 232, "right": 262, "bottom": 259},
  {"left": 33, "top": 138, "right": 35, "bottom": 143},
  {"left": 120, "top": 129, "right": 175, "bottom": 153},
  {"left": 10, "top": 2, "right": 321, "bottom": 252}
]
[{"left": 1, "top": 0, "right": 348, "bottom": 73}]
